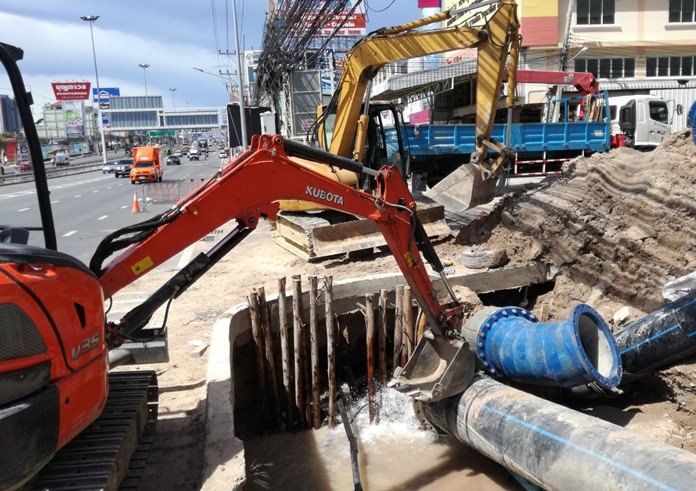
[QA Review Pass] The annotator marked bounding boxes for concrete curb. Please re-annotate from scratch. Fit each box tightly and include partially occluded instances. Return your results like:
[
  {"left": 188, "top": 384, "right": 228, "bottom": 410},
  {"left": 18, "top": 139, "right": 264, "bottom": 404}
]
[{"left": 201, "top": 263, "right": 550, "bottom": 488}]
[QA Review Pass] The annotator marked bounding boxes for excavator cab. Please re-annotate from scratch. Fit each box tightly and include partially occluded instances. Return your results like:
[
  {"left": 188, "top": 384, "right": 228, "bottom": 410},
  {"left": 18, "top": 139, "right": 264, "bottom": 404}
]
[{"left": 317, "top": 100, "right": 409, "bottom": 183}]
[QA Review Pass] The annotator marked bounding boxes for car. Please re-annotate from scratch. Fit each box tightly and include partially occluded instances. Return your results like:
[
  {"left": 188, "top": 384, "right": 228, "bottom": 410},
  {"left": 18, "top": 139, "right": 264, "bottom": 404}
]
[
  {"left": 114, "top": 159, "right": 134, "bottom": 178},
  {"left": 218, "top": 150, "right": 227, "bottom": 159},
  {"left": 189, "top": 147, "right": 200, "bottom": 161},
  {"left": 173, "top": 150, "right": 182, "bottom": 158},
  {"left": 102, "top": 160, "right": 117, "bottom": 173},
  {"left": 19, "top": 162, "right": 32, "bottom": 172},
  {"left": 166, "top": 155, "right": 181, "bottom": 166},
  {"left": 53, "top": 152, "right": 69, "bottom": 167}
]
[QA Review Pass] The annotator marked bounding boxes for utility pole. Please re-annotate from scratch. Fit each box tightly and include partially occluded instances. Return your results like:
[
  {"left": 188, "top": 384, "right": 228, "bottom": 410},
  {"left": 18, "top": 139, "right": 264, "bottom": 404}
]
[{"left": 232, "top": 0, "right": 248, "bottom": 150}]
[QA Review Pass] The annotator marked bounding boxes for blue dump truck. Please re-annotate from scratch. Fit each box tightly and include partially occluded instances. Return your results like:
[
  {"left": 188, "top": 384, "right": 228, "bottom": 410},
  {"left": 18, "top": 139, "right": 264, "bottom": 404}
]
[{"left": 386, "top": 91, "right": 613, "bottom": 184}]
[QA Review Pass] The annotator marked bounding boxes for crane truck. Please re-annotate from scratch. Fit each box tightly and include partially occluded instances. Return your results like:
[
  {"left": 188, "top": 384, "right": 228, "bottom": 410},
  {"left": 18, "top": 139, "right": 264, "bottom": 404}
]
[
  {"left": 1, "top": 2, "right": 520, "bottom": 488},
  {"left": 272, "top": 0, "right": 520, "bottom": 259}
]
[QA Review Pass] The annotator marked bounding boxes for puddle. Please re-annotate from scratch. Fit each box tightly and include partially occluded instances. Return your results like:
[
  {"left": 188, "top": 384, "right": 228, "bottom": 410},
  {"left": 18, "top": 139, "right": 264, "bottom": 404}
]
[{"left": 243, "top": 388, "right": 520, "bottom": 490}]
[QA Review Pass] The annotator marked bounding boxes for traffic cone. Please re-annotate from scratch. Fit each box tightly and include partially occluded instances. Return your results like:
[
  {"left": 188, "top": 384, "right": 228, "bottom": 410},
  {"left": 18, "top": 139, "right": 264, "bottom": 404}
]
[{"left": 131, "top": 192, "right": 142, "bottom": 213}]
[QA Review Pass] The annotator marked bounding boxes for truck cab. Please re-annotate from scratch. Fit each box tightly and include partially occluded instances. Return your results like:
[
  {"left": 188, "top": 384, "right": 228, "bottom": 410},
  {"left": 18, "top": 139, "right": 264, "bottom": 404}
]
[
  {"left": 612, "top": 95, "right": 671, "bottom": 149},
  {"left": 130, "top": 146, "right": 163, "bottom": 184}
]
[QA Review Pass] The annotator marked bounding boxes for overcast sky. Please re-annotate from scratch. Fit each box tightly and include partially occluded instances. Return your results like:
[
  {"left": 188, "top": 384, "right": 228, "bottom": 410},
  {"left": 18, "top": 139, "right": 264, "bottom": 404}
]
[{"left": 0, "top": 0, "right": 421, "bottom": 112}]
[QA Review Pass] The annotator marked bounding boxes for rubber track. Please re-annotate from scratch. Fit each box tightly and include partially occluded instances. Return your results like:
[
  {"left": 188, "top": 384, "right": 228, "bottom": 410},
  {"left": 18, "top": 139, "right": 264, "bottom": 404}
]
[{"left": 32, "top": 371, "right": 158, "bottom": 491}]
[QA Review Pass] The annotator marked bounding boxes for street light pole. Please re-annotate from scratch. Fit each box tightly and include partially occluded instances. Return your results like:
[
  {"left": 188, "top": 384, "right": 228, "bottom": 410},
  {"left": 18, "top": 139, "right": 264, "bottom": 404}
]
[
  {"left": 232, "top": 0, "right": 248, "bottom": 150},
  {"left": 138, "top": 63, "right": 150, "bottom": 96},
  {"left": 169, "top": 88, "right": 176, "bottom": 108},
  {"left": 80, "top": 15, "right": 108, "bottom": 165}
]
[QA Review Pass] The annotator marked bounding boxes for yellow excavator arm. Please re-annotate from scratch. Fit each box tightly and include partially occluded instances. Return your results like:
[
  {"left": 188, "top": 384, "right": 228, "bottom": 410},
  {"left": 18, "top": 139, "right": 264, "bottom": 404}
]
[{"left": 327, "top": 0, "right": 519, "bottom": 163}]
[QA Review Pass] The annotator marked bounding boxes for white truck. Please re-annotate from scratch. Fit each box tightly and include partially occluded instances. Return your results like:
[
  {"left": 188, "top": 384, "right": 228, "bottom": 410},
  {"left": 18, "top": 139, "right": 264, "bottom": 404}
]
[{"left": 611, "top": 95, "right": 672, "bottom": 149}]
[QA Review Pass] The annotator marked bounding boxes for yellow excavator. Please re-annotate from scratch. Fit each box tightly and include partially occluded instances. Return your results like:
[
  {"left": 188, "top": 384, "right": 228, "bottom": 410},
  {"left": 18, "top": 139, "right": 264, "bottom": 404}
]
[{"left": 273, "top": 0, "right": 519, "bottom": 259}]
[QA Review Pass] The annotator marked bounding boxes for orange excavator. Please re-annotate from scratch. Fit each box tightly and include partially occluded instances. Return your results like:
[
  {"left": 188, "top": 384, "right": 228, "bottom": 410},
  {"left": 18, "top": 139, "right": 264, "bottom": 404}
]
[{"left": 1, "top": 41, "right": 473, "bottom": 489}]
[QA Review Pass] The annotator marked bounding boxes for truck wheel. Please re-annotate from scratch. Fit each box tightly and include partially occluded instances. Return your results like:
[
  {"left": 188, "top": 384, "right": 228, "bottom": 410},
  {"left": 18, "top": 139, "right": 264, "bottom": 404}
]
[
  {"left": 158, "top": 175, "right": 163, "bottom": 182},
  {"left": 131, "top": 181, "right": 136, "bottom": 185}
]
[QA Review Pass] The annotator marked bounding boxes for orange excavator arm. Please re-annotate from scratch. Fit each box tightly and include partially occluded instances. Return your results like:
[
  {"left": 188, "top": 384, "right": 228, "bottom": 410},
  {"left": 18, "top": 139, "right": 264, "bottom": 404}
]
[
  {"left": 92, "top": 135, "right": 472, "bottom": 401},
  {"left": 94, "top": 135, "right": 459, "bottom": 336}
]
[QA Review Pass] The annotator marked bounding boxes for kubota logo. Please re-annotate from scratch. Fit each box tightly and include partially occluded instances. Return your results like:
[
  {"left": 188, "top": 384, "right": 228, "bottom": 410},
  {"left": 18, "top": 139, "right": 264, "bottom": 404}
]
[{"left": 305, "top": 186, "right": 344, "bottom": 205}]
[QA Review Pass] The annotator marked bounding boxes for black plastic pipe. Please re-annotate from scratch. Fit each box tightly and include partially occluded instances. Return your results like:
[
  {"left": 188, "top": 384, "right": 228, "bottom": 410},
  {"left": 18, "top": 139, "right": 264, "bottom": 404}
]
[
  {"left": 615, "top": 291, "right": 696, "bottom": 375},
  {"left": 422, "top": 377, "right": 696, "bottom": 491}
]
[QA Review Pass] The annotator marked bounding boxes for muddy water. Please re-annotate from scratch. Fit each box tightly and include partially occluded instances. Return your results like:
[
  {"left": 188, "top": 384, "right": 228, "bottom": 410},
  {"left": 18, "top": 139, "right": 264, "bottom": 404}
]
[{"left": 243, "top": 389, "right": 520, "bottom": 490}]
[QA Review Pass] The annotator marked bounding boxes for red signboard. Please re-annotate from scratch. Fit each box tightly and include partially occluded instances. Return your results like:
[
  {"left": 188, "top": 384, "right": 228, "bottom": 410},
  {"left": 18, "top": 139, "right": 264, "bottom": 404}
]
[
  {"left": 51, "top": 82, "right": 92, "bottom": 101},
  {"left": 308, "top": 12, "right": 367, "bottom": 37},
  {"left": 418, "top": 0, "right": 441, "bottom": 7}
]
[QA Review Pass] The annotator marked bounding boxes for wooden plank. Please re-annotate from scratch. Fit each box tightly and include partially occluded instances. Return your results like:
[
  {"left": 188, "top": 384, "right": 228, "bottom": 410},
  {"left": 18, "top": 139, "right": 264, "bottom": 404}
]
[
  {"left": 309, "top": 276, "right": 321, "bottom": 430},
  {"left": 378, "top": 289, "right": 388, "bottom": 386},
  {"left": 292, "top": 275, "right": 305, "bottom": 429},
  {"left": 325, "top": 276, "right": 336, "bottom": 430},
  {"left": 258, "top": 287, "right": 280, "bottom": 431}
]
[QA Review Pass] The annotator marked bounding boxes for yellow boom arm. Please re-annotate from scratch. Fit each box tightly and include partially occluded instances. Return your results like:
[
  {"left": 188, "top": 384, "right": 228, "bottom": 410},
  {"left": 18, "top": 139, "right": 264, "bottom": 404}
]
[{"left": 328, "top": 0, "right": 519, "bottom": 161}]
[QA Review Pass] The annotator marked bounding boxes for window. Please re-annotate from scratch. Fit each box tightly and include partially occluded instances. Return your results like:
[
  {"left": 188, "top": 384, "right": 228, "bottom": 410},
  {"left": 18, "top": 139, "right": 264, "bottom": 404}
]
[
  {"left": 574, "top": 58, "right": 635, "bottom": 78},
  {"left": 577, "top": 0, "right": 615, "bottom": 25},
  {"left": 669, "top": 0, "right": 696, "bottom": 23},
  {"left": 646, "top": 55, "right": 696, "bottom": 76},
  {"left": 649, "top": 101, "right": 669, "bottom": 124}
]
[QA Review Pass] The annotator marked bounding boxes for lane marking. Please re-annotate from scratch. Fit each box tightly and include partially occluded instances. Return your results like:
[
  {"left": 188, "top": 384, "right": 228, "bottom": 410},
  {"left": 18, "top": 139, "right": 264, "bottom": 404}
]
[
  {"left": 17, "top": 207, "right": 30, "bottom": 212},
  {"left": 74, "top": 194, "right": 82, "bottom": 198},
  {"left": 51, "top": 200, "right": 60, "bottom": 204},
  {"left": 92, "top": 190, "right": 99, "bottom": 193},
  {"left": 63, "top": 230, "right": 77, "bottom": 237},
  {"left": 121, "top": 205, "right": 128, "bottom": 209},
  {"left": 98, "top": 215, "right": 108, "bottom": 220}
]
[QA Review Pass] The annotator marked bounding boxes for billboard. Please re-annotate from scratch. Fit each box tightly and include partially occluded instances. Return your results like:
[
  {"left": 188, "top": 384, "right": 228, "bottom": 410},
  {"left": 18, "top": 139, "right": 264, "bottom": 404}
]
[
  {"left": 289, "top": 70, "right": 322, "bottom": 137},
  {"left": 63, "top": 101, "right": 84, "bottom": 137},
  {"left": 92, "top": 87, "right": 120, "bottom": 109},
  {"left": 317, "top": 12, "right": 366, "bottom": 37},
  {"left": 51, "top": 82, "right": 91, "bottom": 101}
]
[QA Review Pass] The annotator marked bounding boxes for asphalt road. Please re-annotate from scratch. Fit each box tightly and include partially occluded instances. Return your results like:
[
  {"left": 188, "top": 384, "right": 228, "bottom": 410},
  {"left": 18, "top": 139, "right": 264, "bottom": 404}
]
[{"left": 0, "top": 152, "right": 227, "bottom": 265}]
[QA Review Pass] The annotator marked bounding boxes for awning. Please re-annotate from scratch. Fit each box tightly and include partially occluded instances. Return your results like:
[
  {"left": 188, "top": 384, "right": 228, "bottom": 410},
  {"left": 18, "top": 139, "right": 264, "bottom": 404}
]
[
  {"left": 372, "top": 59, "right": 478, "bottom": 100},
  {"left": 598, "top": 78, "right": 696, "bottom": 91}
]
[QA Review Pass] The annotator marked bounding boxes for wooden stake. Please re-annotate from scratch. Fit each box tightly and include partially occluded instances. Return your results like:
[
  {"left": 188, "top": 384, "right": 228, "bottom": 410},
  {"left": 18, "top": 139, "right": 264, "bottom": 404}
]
[
  {"left": 248, "top": 290, "right": 268, "bottom": 426},
  {"left": 337, "top": 398, "right": 364, "bottom": 491},
  {"left": 416, "top": 308, "right": 427, "bottom": 343},
  {"left": 378, "top": 289, "right": 388, "bottom": 386},
  {"left": 366, "top": 294, "right": 377, "bottom": 423},
  {"left": 292, "top": 275, "right": 305, "bottom": 429},
  {"left": 309, "top": 276, "right": 321, "bottom": 429},
  {"left": 403, "top": 286, "right": 414, "bottom": 364},
  {"left": 394, "top": 285, "right": 404, "bottom": 370},
  {"left": 278, "top": 277, "right": 293, "bottom": 430},
  {"left": 325, "top": 276, "right": 336, "bottom": 430},
  {"left": 258, "top": 287, "right": 280, "bottom": 430}
]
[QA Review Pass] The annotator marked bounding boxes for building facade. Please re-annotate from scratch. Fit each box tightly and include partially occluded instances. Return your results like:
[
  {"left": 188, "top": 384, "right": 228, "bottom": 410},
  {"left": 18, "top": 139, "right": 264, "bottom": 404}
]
[
  {"left": 0, "top": 95, "right": 21, "bottom": 133},
  {"left": 441, "top": 0, "right": 696, "bottom": 129}
]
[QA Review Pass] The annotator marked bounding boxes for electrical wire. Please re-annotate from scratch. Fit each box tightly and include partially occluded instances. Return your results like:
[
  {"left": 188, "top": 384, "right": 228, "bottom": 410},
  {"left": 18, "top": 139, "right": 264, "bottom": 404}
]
[{"left": 364, "top": 0, "right": 397, "bottom": 14}]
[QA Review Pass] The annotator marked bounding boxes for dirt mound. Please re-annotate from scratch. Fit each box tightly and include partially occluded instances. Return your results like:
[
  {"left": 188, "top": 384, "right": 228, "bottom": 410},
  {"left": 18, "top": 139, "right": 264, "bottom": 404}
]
[{"left": 456, "top": 131, "right": 696, "bottom": 316}]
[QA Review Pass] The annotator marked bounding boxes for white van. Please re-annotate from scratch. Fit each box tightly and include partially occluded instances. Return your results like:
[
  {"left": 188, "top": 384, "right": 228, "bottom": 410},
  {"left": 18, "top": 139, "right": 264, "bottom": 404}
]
[
  {"left": 53, "top": 152, "right": 70, "bottom": 167},
  {"left": 609, "top": 95, "right": 671, "bottom": 149}
]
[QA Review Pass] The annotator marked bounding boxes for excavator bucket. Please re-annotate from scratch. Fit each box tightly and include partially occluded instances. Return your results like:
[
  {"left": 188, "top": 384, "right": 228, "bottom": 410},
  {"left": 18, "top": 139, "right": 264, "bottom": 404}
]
[
  {"left": 423, "top": 163, "right": 497, "bottom": 213},
  {"left": 389, "top": 333, "right": 475, "bottom": 403}
]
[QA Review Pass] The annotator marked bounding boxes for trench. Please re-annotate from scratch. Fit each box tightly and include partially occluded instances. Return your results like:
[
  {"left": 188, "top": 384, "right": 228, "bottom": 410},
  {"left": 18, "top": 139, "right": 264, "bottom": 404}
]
[{"left": 229, "top": 275, "right": 555, "bottom": 490}]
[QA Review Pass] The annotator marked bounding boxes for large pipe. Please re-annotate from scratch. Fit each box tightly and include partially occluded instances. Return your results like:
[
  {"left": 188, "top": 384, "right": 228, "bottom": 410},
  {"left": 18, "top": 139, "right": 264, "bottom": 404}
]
[
  {"left": 422, "top": 377, "right": 696, "bottom": 491},
  {"left": 463, "top": 304, "right": 621, "bottom": 390},
  {"left": 615, "top": 291, "right": 696, "bottom": 376}
]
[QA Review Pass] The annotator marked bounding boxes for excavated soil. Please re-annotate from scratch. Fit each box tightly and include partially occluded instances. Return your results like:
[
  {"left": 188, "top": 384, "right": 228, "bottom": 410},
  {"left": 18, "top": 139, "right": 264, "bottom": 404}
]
[{"left": 452, "top": 130, "right": 696, "bottom": 451}]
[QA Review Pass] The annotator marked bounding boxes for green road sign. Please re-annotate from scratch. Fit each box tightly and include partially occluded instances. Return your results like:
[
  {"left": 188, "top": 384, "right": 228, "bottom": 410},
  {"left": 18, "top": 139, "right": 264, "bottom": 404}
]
[{"left": 148, "top": 130, "right": 176, "bottom": 137}]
